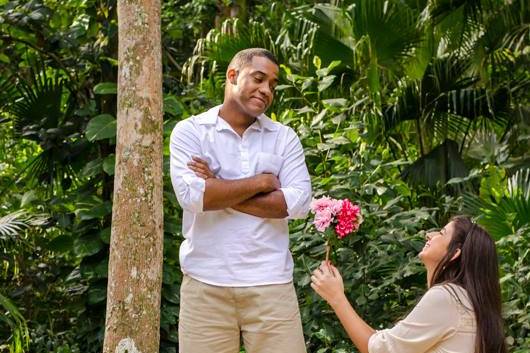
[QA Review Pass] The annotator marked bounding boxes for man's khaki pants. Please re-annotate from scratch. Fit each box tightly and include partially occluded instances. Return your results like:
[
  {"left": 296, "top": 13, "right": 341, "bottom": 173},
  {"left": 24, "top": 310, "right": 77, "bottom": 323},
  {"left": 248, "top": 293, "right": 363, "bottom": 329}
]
[{"left": 178, "top": 275, "right": 307, "bottom": 353}]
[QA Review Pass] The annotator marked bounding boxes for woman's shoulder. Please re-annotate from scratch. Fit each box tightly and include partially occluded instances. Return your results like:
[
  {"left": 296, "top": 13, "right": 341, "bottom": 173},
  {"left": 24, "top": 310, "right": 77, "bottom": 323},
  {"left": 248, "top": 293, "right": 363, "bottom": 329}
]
[
  {"left": 419, "top": 284, "right": 455, "bottom": 306},
  {"left": 426, "top": 283, "right": 473, "bottom": 311}
]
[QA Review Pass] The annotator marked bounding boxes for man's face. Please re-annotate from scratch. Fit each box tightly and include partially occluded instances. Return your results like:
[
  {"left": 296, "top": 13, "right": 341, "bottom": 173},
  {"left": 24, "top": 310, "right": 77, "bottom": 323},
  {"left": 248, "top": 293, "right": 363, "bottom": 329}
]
[{"left": 228, "top": 56, "right": 279, "bottom": 117}]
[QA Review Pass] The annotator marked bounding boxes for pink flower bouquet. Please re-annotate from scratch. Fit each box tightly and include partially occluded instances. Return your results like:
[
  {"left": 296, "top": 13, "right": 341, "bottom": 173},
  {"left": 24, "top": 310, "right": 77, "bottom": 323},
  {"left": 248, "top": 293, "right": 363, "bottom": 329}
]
[{"left": 310, "top": 196, "right": 363, "bottom": 261}]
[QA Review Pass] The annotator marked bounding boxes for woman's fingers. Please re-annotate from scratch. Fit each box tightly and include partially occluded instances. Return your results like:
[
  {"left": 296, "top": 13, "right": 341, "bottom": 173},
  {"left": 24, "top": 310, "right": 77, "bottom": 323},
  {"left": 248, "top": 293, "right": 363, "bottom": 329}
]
[
  {"left": 329, "top": 264, "right": 342, "bottom": 279},
  {"left": 310, "top": 282, "right": 321, "bottom": 294},
  {"left": 319, "top": 261, "right": 334, "bottom": 276}
]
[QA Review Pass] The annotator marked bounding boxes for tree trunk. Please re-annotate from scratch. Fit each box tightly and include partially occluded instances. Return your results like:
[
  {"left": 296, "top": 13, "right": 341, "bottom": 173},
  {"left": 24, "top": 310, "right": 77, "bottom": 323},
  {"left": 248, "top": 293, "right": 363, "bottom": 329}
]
[{"left": 102, "top": 0, "right": 163, "bottom": 352}]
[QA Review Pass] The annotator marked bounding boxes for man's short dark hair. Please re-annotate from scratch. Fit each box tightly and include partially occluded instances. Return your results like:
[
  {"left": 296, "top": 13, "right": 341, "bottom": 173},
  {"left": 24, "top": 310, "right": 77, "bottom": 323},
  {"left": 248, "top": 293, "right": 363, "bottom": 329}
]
[{"left": 228, "top": 48, "right": 279, "bottom": 71}]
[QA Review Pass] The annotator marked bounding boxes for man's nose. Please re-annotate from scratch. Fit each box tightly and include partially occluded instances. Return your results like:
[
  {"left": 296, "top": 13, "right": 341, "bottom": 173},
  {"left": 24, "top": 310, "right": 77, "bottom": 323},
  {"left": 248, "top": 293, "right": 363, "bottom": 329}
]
[
  {"left": 258, "top": 83, "right": 272, "bottom": 97},
  {"left": 425, "top": 232, "right": 434, "bottom": 240}
]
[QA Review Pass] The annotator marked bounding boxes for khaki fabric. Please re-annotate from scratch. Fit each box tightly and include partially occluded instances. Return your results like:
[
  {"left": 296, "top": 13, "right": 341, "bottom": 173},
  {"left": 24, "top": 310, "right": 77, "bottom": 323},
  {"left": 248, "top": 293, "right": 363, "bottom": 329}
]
[{"left": 179, "top": 275, "right": 307, "bottom": 353}]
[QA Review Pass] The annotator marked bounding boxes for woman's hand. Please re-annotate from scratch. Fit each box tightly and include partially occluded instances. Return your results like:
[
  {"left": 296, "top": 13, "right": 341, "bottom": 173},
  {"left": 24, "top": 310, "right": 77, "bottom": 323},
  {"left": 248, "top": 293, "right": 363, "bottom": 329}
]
[{"left": 311, "top": 261, "right": 347, "bottom": 307}]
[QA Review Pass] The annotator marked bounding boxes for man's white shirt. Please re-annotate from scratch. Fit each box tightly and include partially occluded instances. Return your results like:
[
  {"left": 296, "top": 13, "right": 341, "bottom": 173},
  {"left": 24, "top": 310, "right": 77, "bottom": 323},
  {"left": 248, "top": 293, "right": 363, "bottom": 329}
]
[{"left": 169, "top": 105, "right": 311, "bottom": 286}]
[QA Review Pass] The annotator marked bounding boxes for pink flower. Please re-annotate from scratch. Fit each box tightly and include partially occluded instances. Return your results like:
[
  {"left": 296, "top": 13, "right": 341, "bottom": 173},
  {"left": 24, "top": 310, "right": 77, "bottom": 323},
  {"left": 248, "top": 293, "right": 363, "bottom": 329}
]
[
  {"left": 310, "top": 197, "right": 342, "bottom": 215},
  {"left": 335, "top": 199, "right": 363, "bottom": 238},
  {"left": 314, "top": 209, "right": 333, "bottom": 232}
]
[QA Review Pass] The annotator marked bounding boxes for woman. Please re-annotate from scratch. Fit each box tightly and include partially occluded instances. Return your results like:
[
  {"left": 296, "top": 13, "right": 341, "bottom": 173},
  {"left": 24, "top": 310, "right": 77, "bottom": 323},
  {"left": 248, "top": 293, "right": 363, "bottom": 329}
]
[{"left": 311, "top": 216, "right": 506, "bottom": 353}]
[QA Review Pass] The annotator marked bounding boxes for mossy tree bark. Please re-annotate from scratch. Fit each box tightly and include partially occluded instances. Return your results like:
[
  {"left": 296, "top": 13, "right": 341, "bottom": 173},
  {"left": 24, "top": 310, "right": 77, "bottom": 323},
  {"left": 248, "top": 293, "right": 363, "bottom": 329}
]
[{"left": 102, "top": 0, "right": 163, "bottom": 352}]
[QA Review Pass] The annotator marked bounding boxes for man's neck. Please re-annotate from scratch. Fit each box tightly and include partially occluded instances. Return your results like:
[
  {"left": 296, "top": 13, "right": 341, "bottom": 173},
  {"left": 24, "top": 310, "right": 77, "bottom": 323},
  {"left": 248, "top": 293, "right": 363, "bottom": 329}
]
[{"left": 219, "top": 100, "right": 257, "bottom": 136}]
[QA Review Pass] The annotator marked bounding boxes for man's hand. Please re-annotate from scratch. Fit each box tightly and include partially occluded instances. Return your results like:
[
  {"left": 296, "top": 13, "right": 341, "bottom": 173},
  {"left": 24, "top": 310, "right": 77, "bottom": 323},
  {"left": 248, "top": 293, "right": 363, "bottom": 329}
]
[
  {"left": 187, "top": 156, "right": 216, "bottom": 179},
  {"left": 255, "top": 173, "right": 281, "bottom": 193},
  {"left": 188, "top": 156, "right": 281, "bottom": 193},
  {"left": 188, "top": 156, "right": 284, "bottom": 213}
]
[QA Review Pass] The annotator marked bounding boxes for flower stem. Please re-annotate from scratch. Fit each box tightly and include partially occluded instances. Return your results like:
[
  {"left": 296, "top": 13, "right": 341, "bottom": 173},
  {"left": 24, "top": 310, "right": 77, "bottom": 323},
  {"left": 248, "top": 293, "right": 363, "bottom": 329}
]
[{"left": 325, "top": 240, "right": 330, "bottom": 263}]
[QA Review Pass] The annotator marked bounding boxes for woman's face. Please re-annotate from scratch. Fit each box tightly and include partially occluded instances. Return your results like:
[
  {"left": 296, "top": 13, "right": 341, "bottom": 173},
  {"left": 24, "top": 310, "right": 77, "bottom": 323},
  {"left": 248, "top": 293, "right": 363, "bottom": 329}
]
[{"left": 419, "top": 221, "right": 456, "bottom": 266}]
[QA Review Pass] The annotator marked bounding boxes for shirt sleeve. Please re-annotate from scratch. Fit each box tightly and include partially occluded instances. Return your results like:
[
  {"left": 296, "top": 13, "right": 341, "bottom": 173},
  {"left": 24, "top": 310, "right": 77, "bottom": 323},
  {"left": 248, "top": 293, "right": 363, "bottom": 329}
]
[
  {"left": 278, "top": 127, "right": 312, "bottom": 219},
  {"left": 169, "top": 119, "right": 206, "bottom": 213},
  {"left": 368, "top": 286, "right": 459, "bottom": 353}
]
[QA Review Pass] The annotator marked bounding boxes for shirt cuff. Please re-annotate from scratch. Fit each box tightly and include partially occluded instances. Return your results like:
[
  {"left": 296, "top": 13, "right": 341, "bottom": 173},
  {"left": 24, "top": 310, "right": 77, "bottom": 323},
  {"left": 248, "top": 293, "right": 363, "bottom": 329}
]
[
  {"left": 280, "top": 187, "right": 310, "bottom": 219},
  {"left": 178, "top": 174, "right": 206, "bottom": 213}
]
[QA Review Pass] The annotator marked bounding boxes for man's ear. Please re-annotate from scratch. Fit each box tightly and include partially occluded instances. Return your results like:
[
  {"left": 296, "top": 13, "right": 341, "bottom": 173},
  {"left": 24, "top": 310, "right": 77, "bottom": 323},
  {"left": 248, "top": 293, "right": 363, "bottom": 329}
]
[
  {"left": 450, "top": 248, "right": 461, "bottom": 262},
  {"left": 227, "top": 68, "right": 238, "bottom": 85}
]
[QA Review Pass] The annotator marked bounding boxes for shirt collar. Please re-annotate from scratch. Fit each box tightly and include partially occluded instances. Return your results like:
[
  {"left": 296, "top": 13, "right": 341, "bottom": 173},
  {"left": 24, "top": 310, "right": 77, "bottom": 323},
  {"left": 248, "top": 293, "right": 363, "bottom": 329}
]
[{"left": 196, "top": 105, "right": 279, "bottom": 132}]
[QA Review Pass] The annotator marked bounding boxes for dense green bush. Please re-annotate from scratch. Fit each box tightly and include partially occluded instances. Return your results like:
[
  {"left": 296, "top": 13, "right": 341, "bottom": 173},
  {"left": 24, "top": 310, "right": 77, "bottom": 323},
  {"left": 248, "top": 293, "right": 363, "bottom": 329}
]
[{"left": 1, "top": 0, "right": 529, "bottom": 352}]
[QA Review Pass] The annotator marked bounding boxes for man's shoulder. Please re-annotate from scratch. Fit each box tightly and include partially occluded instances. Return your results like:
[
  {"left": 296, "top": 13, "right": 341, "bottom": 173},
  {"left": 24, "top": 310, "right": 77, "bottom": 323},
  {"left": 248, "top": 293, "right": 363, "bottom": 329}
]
[
  {"left": 173, "top": 105, "right": 221, "bottom": 132},
  {"left": 258, "top": 114, "right": 295, "bottom": 135}
]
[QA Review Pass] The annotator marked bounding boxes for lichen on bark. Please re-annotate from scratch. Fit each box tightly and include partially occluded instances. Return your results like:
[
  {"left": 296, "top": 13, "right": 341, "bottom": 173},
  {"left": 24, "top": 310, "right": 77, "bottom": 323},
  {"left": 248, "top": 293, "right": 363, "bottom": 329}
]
[{"left": 102, "top": 1, "right": 163, "bottom": 353}]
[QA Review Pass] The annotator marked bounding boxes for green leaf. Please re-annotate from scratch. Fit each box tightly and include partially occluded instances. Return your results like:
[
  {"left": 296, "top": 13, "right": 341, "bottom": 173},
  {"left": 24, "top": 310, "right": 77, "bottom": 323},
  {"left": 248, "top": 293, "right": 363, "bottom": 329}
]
[
  {"left": 311, "top": 109, "right": 328, "bottom": 127},
  {"left": 100, "top": 56, "right": 118, "bottom": 67},
  {"left": 77, "top": 202, "right": 112, "bottom": 221},
  {"left": 0, "top": 53, "right": 10, "bottom": 64},
  {"left": 164, "top": 220, "right": 180, "bottom": 235},
  {"left": 313, "top": 56, "right": 322, "bottom": 70},
  {"left": 48, "top": 235, "right": 73, "bottom": 253},
  {"left": 20, "top": 190, "right": 37, "bottom": 207},
  {"left": 274, "top": 84, "right": 292, "bottom": 91},
  {"left": 93, "top": 82, "right": 117, "bottom": 95},
  {"left": 163, "top": 96, "right": 183, "bottom": 116},
  {"left": 322, "top": 98, "right": 348, "bottom": 108},
  {"left": 103, "top": 154, "right": 115, "bottom": 176},
  {"left": 74, "top": 235, "right": 103, "bottom": 257},
  {"left": 316, "top": 60, "right": 342, "bottom": 77},
  {"left": 318, "top": 75, "right": 335, "bottom": 92},
  {"left": 163, "top": 264, "right": 180, "bottom": 284},
  {"left": 85, "top": 114, "right": 116, "bottom": 141},
  {"left": 80, "top": 259, "right": 108, "bottom": 279},
  {"left": 162, "top": 285, "right": 180, "bottom": 304},
  {"left": 100, "top": 227, "right": 111, "bottom": 244},
  {"left": 87, "top": 285, "right": 107, "bottom": 305},
  {"left": 81, "top": 158, "right": 102, "bottom": 178},
  {"left": 367, "top": 62, "right": 380, "bottom": 95}
]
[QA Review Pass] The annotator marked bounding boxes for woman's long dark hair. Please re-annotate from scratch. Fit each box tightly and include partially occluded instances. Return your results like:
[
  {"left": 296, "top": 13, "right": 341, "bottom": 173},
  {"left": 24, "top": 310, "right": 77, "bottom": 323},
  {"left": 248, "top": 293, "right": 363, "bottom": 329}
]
[{"left": 430, "top": 216, "right": 506, "bottom": 353}]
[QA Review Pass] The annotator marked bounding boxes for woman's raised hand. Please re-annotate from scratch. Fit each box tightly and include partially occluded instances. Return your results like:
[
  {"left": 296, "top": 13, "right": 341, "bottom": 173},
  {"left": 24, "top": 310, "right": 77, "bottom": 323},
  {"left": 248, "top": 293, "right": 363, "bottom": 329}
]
[{"left": 311, "top": 261, "right": 346, "bottom": 307}]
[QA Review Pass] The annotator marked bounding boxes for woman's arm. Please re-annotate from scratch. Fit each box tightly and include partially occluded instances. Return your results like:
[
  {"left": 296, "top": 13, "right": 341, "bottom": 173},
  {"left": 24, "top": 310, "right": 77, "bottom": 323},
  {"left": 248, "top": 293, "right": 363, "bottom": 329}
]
[
  {"left": 313, "top": 266, "right": 462, "bottom": 353},
  {"left": 311, "top": 262, "right": 375, "bottom": 353}
]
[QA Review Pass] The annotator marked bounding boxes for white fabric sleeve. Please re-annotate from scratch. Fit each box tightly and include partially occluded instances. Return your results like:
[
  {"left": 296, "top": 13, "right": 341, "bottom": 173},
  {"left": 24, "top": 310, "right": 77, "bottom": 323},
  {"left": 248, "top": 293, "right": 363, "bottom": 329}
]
[
  {"left": 368, "top": 286, "right": 460, "bottom": 353},
  {"left": 278, "top": 127, "right": 312, "bottom": 219},
  {"left": 169, "top": 119, "right": 206, "bottom": 213}
]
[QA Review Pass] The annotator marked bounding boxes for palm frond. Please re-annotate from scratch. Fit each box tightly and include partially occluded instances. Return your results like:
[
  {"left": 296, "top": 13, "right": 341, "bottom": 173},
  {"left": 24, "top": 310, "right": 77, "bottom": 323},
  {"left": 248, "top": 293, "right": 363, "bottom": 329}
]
[
  {"left": 9, "top": 67, "right": 66, "bottom": 140},
  {"left": 401, "top": 139, "right": 469, "bottom": 187},
  {"left": 2, "top": 64, "right": 90, "bottom": 192},
  {"left": 0, "top": 210, "right": 48, "bottom": 239},
  {"left": 183, "top": 18, "right": 278, "bottom": 87},
  {"left": 421, "top": 0, "right": 485, "bottom": 26},
  {"left": 385, "top": 54, "right": 511, "bottom": 136},
  {"left": 348, "top": 0, "right": 422, "bottom": 68},
  {"left": 464, "top": 168, "right": 530, "bottom": 239},
  {"left": 302, "top": 1, "right": 422, "bottom": 70},
  {"left": 0, "top": 76, "right": 18, "bottom": 112},
  {"left": 0, "top": 292, "right": 30, "bottom": 353},
  {"left": 498, "top": 0, "right": 530, "bottom": 54}
]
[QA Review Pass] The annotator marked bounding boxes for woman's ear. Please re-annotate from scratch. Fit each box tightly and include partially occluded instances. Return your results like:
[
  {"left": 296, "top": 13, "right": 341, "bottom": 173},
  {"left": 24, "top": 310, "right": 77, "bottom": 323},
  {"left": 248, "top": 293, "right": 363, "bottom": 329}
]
[{"left": 450, "top": 248, "right": 461, "bottom": 262}]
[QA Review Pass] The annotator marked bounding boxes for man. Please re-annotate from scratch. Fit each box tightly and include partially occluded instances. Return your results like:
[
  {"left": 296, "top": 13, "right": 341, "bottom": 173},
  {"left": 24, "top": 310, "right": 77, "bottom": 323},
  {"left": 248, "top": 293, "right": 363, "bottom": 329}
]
[{"left": 169, "top": 48, "right": 311, "bottom": 353}]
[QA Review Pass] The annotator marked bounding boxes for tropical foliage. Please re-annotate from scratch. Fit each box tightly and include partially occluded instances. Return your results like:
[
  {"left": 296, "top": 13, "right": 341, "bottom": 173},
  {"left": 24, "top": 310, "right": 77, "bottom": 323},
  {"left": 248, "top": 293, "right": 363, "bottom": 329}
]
[{"left": 0, "top": 0, "right": 528, "bottom": 352}]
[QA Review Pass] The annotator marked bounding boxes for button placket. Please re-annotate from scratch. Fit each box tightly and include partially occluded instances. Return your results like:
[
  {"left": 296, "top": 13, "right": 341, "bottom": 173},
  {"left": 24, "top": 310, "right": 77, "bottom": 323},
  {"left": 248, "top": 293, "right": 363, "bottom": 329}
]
[{"left": 240, "top": 133, "right": 251, "bottom": 175}]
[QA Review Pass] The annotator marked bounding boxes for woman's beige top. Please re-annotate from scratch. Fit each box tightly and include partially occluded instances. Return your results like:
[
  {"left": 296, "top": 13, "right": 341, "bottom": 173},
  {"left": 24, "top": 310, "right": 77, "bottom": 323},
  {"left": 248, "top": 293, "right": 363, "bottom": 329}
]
[{"left": 368, "top": 283, "right": 476, "bottom": 353}]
